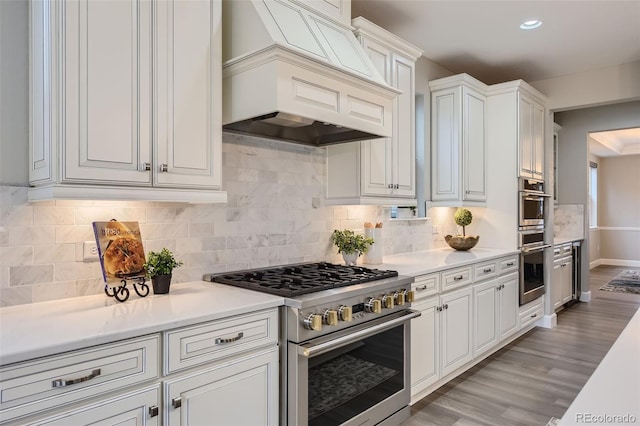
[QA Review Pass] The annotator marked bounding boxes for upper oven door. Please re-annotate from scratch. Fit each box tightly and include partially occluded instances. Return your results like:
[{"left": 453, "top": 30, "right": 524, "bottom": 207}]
[
  {"left": 288, "top": 310, "right": 420, "bottom": 426},
  {"left": 519, "top": 193, "right": 546, "bottom": 228}
]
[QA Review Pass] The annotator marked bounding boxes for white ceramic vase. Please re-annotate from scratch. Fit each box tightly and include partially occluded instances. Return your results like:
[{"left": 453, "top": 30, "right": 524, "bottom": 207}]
[
  {"left": 342, "top": 252, "right": 359, "bottom": 266},
  {"left": 363, "top": 228, "right": 383, "bottom": 264}
]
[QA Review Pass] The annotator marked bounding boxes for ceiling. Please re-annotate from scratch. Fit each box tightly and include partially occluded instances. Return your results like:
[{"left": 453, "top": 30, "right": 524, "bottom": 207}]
[
  {"left": 351, "top": 0, "right": 640, "bottom": 85},
  {"left": 589, "top": 127, "right": 640, "bottom": 157}
]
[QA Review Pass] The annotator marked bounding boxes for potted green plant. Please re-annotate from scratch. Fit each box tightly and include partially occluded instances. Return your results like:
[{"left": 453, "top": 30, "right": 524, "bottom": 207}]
[
  {"left": 331, "top": 229, "right": 374, "bottom": 266},
  {"left": 143, "top": 248, "right": 183, "bottom": 294},
  {"left": 445, "top": 208, "right": 479, "bottom": 251}
]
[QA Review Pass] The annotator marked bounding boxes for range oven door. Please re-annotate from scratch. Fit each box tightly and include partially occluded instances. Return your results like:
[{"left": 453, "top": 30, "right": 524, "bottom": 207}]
[
  {"left": 520, "top": 244, "right": 551, "bottom": 305},
  {"left": 288, "top": 309, "right": 420, "bottom": 426}
]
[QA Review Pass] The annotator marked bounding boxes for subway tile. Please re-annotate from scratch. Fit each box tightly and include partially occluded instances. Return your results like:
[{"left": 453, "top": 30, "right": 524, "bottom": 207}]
[
  {"left": 34, "top": 244, "right": 74, "bottom": 264},
  {"left": 10, "top": 226, "right": 56, "bottom": 246},
  {"left": 55, "top": 225, "right": 93, "bottom": 244},
  {"left": 10, "top": 264, "right": 54, "bottom": 286},
  {"left": 0, "top": 286, "right": 33, "bottom": 307},
  {"left": 0, "top": 246, "right": 33, "bottom": 267},
  {"left": 32, "top": 281, "right": 76, "bottom": 303}
]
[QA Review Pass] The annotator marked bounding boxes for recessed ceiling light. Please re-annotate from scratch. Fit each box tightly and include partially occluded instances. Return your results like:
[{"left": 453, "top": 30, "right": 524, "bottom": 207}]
[{"left": 520, "top": 19, "right": 542, "bottom": 30}]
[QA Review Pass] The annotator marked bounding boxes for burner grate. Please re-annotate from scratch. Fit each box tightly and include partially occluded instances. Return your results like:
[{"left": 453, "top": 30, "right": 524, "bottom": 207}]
[{"left": 207, "top": 262, "right": 399, "bottom": 297}]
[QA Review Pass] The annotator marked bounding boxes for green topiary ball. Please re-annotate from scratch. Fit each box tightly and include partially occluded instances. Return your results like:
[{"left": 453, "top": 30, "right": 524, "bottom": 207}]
[{"left": 454, "top": 208, "right": 473, "bottom": 227}]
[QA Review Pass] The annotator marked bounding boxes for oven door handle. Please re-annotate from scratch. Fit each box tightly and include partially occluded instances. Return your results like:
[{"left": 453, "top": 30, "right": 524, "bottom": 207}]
[
  {"left": 521, "top": 244, "right": 552, "bottom": 253},
  {"left": 298, "top": 309, "right": 421, "bottom": 358}
]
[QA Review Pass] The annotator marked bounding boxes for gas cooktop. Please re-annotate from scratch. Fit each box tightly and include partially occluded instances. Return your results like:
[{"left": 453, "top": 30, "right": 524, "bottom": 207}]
[{"left": 204, "top": 262, "right": 399, "bottom": 297}]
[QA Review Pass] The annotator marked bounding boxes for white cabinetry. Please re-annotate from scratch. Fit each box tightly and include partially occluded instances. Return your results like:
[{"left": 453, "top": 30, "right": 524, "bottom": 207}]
[
  {"left": 410, "top": 255, "right": 521, "bottom": 403},
  {"left": 429, "top": 74, "right": 488, "bottom": 205},
  {"left": 326, "top": 18, "right": 422, "bottom": 205},
  {"left": 552, "top": 244, "right": 573, "bottom": 310},
  {"left": 0, "top": 309, "right": 279, "bottom": 426},
  {"left": 518, "top": 93, "right": 545, "bottom": 180},
  {"left": 29, "top": 0, "right": 225, "bottom": 203}
]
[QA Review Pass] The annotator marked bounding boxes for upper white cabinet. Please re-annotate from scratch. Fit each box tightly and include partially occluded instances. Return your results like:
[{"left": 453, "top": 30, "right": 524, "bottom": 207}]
[
  {"left": 429, "top": 74, "right": 488, "bottom": 205},
  {"left": 29, "top": 0, "right": 225, "bottom": 203},
  {"left": 326, "top": 17, "right": 422, "bottom": 205},
  {"left": 518, "top": 93, "right": 545, "bottom": 180}
]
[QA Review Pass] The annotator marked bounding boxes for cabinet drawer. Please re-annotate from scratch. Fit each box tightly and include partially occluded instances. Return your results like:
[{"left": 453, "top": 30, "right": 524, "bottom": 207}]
[
  {"left": 412, "top": 274, "right": 439, "bottom": 300},
  {"left": 164, "top": 308, "right": 278, "bottom": 374},
  {"left": 474, "top": 261, "right": 498, "bottom": 282},
  {"left": 0, "top": 335, "right": 159, "bottom": 423},
  {"left": 498, "top": 256, "right": 519, "bottom": 275},
  {"left": 519, "top": 297, "right": 543, "bottom": 329},
  {"left": 440, "top": 266, "right": 472, "bottom": 291}
]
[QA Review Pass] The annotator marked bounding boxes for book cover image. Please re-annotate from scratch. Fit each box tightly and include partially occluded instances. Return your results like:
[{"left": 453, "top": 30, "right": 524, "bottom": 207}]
[{"left": 93, "top": 221, "right": 146, "bottom": 285}]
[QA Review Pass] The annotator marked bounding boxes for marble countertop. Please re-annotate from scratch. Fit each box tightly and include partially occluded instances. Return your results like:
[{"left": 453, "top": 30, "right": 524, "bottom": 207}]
[
  {"left": 560, "top": 307, "right": 640, "bottom": 425},
  {"left": 0, "top": 281, "right": 283, "bottom": 366},
  {"left": 372, "top": 247, "right": 519, "bottom": 277},
  {"left": 554, "top": 237, "right": 584, "bottom": 246}
]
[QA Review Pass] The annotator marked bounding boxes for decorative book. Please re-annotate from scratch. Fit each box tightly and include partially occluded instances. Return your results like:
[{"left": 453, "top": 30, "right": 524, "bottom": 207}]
[{"left": 93, "top": 221, "right": 146, "bottom": 285}]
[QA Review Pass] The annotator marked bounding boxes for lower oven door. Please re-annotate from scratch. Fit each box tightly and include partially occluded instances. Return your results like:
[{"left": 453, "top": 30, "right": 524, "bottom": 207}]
[
  {"left": 288, "top": 309, "right": 420, "bottom": 426},
  {"left": 520, "top": 245, "right": 551, "bottom": 305}
]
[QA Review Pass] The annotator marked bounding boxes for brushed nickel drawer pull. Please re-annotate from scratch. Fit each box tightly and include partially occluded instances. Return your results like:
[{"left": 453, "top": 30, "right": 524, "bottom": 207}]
[
  {"left": 160, "top": 164, "right": 168, "bottom": 172},
  {"left": 416, "top": 284, "right": 428, "bottom": 291},
  {"left": 149, "top": 406, "right": 159, "bottom": 418},
  {"left": 172, "top": 397, "right": 182, "bottom": 409},
  {"left": 506, "top": 262, "right": 515, "bottom": 266},
  {"left": 215, "top": 332, "right": 244, "bottom": 345},
  {"left": 483, "top": 268, "right": 492, "bottom": 273},
  {"left": 52, "top": 368, "right": 101, "bottom": 388},
  {"left": 530, "top": 313, "right": 538, "bottom": 318},
  {"left": 142, "top": 162, "right": 151, "bottom": 171},
  {"left": 453, "top": 275, "right": 464, "bottom": 281}
]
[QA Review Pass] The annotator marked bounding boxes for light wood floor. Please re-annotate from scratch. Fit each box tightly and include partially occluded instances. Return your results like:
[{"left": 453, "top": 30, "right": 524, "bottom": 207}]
[{"left": 402, "top": 265, "right": 640, "bottom": 426}]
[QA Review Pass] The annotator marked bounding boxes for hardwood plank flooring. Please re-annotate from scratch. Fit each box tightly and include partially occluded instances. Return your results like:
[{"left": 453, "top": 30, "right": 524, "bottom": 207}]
[{"left": 402, "top": 266, "right": 640, "bottom": 426}]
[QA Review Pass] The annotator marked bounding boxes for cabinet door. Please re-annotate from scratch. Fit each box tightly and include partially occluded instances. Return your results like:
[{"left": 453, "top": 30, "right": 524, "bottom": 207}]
[
  {"left": 411, "top": 297, "right": 440, "bottom": 396},
  {"left": 561, "top": 258, "right": 573, "bottom": 303},
  {"left": 472, "top": 279, "right": 498, "bottom": 356},
  {"left": 431, "top": 87, "right": 461, "bottom": 201},
  {"left": 31, "top": 386, "right": 160, "bottom": 426},
  {"left": 63, "top": 0, "right": 152, "bottom": 184},
  {"left": 498, "top": 273, "right": 519, "bottom": 341},
  {"left": 391, "top": 53, "right": 416, "bottom": 197},
  {"left": 532, "top": 102, "right": 545, "bottom": 180},
  {"left": 552, "top": 258, "right": 563, "bottom": 310},
  {"left": 361, "top": 138, "right": 392, "bottom": 196},
  {"left": 518, "top": 95, "right": 533, "bottom": 178},
  {"left": 440, "top": 286, "right": 472, "bottom": 377},
  {"left": 165, "top": 348, "right": 278, "bottom": 426},
  {"left": 155, "top": 0, "right": 222, "bottom": 189},
  {"left": 462, "top": 87, "right": 486, "bottom": 201}
]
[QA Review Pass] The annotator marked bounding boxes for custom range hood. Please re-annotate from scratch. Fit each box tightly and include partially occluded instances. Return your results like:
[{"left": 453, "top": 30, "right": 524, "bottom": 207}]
[{"left": 222, "top": 0, "right": 399, "bottom": 146}]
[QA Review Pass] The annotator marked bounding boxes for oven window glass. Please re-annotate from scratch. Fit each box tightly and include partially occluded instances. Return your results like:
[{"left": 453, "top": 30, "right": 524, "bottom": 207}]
[
  {"left": 307, "top": 325, "right": 404, "bottom": 426},
  {"left": 523, "top": 250, "right": 544, "bottom": 294},
  {"left": 522, "top": 196, "right": 545, "bottom": 222}
]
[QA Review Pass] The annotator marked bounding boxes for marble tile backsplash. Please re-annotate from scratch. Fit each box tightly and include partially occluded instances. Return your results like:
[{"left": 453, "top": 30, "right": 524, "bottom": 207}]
[
  {"left": 554, "top": 204, "right": 585, "bottom": 239},
  {"left": 0, "top": 133, "right": 438, "bottom": 307}
]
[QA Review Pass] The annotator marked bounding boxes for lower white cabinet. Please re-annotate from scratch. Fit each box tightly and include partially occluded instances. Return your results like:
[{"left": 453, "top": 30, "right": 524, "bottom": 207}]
[
  {"left": 552, "top": 245, "right": 573, "bottom": 310},
  {"left": 165, "top": 347, "right": 279, "bottom": 426},
  {"left": 411, "top": 255, "right": 523, "bottom": 402},
  {"left": 29, "top": 386, "right": 160, "bottom": 426}
]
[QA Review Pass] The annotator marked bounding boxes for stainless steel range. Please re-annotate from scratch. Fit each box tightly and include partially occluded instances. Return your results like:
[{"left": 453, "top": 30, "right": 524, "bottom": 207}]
[{"left": 205, "top": 262, "right": 418, "bottom": 426}]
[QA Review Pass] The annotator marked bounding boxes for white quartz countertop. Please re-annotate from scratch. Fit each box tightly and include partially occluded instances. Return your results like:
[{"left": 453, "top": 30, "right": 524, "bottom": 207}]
[
  {"left": 560, "top": 307, "right": 640, "bottom": 425},
  {"left": 0, "top": 281, "right": 283, "bottom": 366},
  {"left": 375, "top": 247, "right": 519, "bottom": 277}
]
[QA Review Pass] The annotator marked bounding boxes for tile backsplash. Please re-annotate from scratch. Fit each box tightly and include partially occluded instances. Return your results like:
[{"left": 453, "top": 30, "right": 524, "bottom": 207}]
[
  {"left": 554, "top": 204, "right": 585, "bottom": 239},
  {"left": 0, "top": 134, "right": 440, "bottom": 307}
]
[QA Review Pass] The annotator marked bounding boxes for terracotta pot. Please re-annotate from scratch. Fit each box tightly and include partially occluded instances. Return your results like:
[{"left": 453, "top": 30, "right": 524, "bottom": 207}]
[
  {"left": 151, "top": 274, "right": 172, "bottom": 294},
  {"left": 445, "top": 235, "right": 479, "bottom": 251}
]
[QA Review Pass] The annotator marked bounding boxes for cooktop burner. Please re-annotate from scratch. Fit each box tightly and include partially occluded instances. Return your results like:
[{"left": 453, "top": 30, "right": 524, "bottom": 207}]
[{"left": 204, "top": 262, "right": 399, "bottom": 297}]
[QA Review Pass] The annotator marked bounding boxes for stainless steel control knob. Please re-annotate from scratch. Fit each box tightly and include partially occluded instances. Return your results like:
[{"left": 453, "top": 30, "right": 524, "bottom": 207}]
[
  {"left": 382, "top": 294, "right": 395, "bottom": 309},
  {"left": 364, "top": 298, "right": 382, "bottom": 314},
  {"left": 338, "top": 305, "right": 352, "bottom": 322},
  {"left": 303, "top": 313, "right": 322, "bottom": 331},
  {"left": 323, "top": 309, "right": 338, "bottom": 326}
]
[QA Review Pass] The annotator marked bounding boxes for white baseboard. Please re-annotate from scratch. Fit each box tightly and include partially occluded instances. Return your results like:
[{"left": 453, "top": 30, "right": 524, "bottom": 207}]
[
  {"left": 580, "top": 291, "right": 592, "bottom": 302},
  {"left": 537, "top": 313, "right": 557, "bottom": 329},
  {"left": 598, "top": 259, "right": 640, "bottom": 268},
  {"left": 590, "top": 259, "right": 602, "bottom": 269}
]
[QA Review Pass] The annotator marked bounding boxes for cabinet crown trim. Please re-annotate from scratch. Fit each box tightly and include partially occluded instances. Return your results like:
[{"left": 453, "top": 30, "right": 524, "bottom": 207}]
[{"left": 351, "top": 17, "right": 424, "bottom": 60}]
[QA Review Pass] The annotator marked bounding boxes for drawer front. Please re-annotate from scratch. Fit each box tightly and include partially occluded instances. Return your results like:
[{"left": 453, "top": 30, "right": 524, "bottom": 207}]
[
  {"left": 474, "top": 261, "right": 498, "bottom": 282},
  {"left": 165, "top": 308, "right": 278, "bottom": 374},
  {"left": 412, "top": 274, "right": 439, "bottom": 300},
  {"left": 519, "top": 297, "right": 544, "bottom": 329},
  {"left": 0, "top": 335, "right": 159, "bottom": 423},
  {"left": 441, "top": 266, "right": 472, "bottom": 291},
  {"left": 498, "top": 256, "right": 519, "bottom": 275}
]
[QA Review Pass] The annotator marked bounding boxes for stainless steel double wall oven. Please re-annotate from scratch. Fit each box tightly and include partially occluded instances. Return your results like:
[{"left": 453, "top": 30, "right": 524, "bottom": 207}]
[
  {"left": 206, "top": 263, "right": 418, "bottom": 426},
  {"left": 518, "top": 178, "right": 551, "bottom": 305}
]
